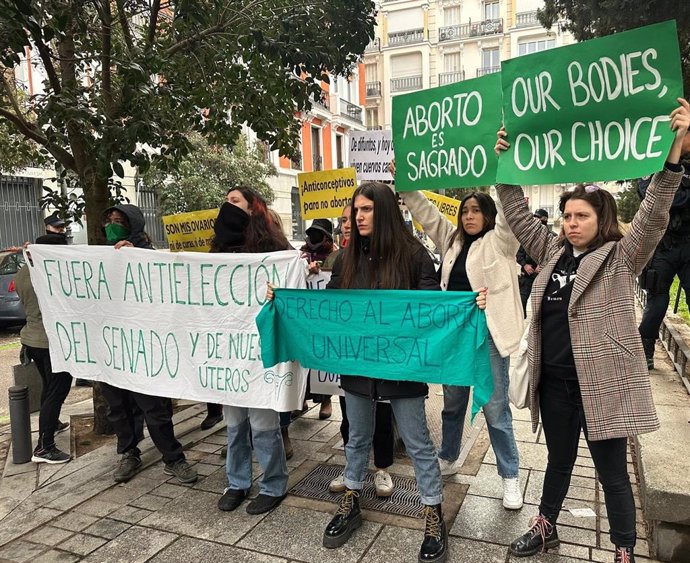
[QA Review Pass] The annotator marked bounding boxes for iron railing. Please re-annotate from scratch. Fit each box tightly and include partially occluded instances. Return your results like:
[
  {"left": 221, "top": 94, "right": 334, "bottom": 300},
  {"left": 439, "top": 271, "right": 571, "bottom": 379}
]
[
  {"left": 391, "top": 75, "right": 422, "bottom": 92},
  {"left": 439, "top": 18, "right": 503, "bottom": 41},
  {"left": 476, "top": 66, "right": 500, "bottom": 77},
  {"left": 365, "top": 38, "right": 381, "bottom": 52},
  {"left": 439, "top": 71, "right": 465, "bottom": 85},
  {"left": 366, "top": 81, "right": 382, "bottom": 97},
  {"left": 388, "top": 28, "right": 424, "bottom": 46},
  {"left": 340, "top": 99, "right": 363, "bottom": 123},
  {"left": 515, "top": 11, "right": 539, "bottom": 28}
]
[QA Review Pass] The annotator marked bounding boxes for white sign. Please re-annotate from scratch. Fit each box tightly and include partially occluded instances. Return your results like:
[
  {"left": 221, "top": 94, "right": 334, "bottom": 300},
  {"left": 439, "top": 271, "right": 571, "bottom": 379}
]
[
  {"left": 310, "top": 370, "right": 344, "bottom": 396},
  {"left": 305, "top": 269, "right": 331, "bottom": 289},
  {"left": 349, "top": 130, "right": 395, "bottom": 181},
  {"left": 26, "top": 246, "right": 309, "bottom": 411}
]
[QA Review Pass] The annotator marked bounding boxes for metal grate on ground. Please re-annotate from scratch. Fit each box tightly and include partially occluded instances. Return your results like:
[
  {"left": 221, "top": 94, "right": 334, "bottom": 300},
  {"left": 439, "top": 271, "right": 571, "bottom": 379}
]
[{"left": 289, "top": 463, "right": 428, "bottom": 518}]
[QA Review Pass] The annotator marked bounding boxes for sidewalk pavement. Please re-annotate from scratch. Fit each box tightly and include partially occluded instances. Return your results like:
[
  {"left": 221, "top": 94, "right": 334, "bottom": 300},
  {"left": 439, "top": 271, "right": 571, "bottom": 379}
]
[{"left": 0, "top": 387, "right": 664, "bottom": 563}]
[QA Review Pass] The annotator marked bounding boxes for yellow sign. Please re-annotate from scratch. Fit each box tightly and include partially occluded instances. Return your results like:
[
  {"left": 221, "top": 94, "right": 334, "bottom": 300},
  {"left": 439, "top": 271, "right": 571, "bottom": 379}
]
[
  {"left": 297, "top": 168, "right": 357, "bottom": 220},
  {"left": 410, "top": 191, "right": 460, "bottom": 231},
  {"left": 162, "top": 208, "right": 218, "bottom": 252}
]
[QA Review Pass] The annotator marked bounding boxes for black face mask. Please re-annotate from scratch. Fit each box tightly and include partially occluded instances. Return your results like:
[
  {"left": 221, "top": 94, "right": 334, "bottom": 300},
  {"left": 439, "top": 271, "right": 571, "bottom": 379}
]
[
  {"left": 307, "top": 230, "right": 325, "bottom": 245},
  {"left": 214, "top": 202, "right": 250, "bottom": 248}
]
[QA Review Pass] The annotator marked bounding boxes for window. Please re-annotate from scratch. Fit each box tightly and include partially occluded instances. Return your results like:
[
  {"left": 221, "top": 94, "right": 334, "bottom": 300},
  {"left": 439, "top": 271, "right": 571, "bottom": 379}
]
[
  {"left": 444, "top": 6, "right": 460, "bottom": 26},
  {"left": 444, "top": 52, "right": 461, "bottom": 73},
  {"left": 483, "top": 1, "right": 499, "bottom": 20},
  {"left": 365, "top": 64, "right": 377, "bottom": 83},
  {"left": 336, "top": 135, "right": 344, "bottom": 168},
  {"left": 481, "top": 48, "right": 500, "bottom": 69},
  {"left": 311, "top": 127, "right": 322, "bottom": 171},
  {"left": 518, "top": 38, "right": 556, "bottom": 56},
  {"left": 366, "top": 108, "right": 379, "bottom": 129}
]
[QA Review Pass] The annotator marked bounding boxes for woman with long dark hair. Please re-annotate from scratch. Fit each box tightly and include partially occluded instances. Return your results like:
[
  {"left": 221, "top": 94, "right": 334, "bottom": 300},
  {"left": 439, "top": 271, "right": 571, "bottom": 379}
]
[
  {"left": 393, "top": 165, "right": 524, "bottom": 511},
  {"left": 214, "top": 186, "right": 291, "bottom": 516},
  {"left": 494, "top": 99, "right": 690, "bottom": 563}
]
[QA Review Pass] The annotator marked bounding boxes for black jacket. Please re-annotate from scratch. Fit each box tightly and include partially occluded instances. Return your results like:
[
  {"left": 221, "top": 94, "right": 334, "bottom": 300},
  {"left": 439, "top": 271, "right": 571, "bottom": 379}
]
[
  {"left": 102, "top": 204, "right": 153, "bottom": 249},
  {"left": 326, "top": 240, "right": 440, "bottom": 400}
]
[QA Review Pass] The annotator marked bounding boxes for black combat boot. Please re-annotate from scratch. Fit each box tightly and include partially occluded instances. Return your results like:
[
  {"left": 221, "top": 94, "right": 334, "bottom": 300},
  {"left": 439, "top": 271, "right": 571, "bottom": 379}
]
[
  {"left": 323, "top": 489, "right": 361, "bottom": 548},
  {"left": 614, "top": 546, "right": 635, "bottom": 562},
  {"left": 641, "top": 338, "right": 655, "bottom": 370},
  {"left": 419, "top": 504, "right": 448, "bottom": 563},
  {"left": 510, "top": 513, "right": 559, "bottom": 556}
]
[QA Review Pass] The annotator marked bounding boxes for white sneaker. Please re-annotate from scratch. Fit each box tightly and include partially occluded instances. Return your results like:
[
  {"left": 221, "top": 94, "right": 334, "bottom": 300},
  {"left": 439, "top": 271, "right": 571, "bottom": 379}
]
[
  {"left": 329, "top": 473, "right": 346, "bottom": 493},
  {"left": 374, "top": 469, "right": 394, "bottom": 497},
  {"left": 503, "top": 477, "right": 524, "bottom": 510},
  {"left": 438, "top": 457, "right": 459, "bottom": 476}
]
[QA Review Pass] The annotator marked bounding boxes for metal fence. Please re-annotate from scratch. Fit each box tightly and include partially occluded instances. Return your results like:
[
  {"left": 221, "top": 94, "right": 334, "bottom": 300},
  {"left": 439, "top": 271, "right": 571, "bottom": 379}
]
[
  {"left": 135, "top": 183, "right": 167, "bottom": 248},
  {"left": 0, "top": 175, "right": 44, "bottom": 248}
]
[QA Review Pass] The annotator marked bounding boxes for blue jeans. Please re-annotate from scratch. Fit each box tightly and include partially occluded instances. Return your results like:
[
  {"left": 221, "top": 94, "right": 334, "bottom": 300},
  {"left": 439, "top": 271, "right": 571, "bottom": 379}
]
[
  {"left": 438, "top": 336, "right": 520, "bottom": 479},
  {"left": 224, "top": 406, "right": 288, "bottom": 497},
  {"left": 343, "top": 391, "right": 443, "bottom": 506}
]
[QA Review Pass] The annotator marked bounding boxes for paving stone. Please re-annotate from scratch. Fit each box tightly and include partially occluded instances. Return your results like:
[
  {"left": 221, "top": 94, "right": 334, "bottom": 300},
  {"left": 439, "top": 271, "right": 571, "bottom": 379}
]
[
  {"left": 286, "top": 438, "right": 334, "bottom": 467},
  {"left": 199, "top": 453, "right": 225, "bottom": 466},
  {"left": 237, "top": 505, "right": 381, "bottom": 563},
  {"left": 0, "top": 539, "right": 47, "bottom": 562},
  {"left": 286, "top": 417, "right": 330, "bottom": 440},
  {"left": 203, "top": 433, "right": 228, "bottom": 446},
  {"left": 81, "top": 526, "right": 178, "bottom": 563},
  {"left": 24, "top": 525, "right": 74, "bottom": 546},
  {"left": 52, "top": 511, "right": 100, "bottom": 532},
  {"left": 484, "top": 441, "right": 548, "bottom": 471},
  {"left": 512, "top": 420, "right": 540, "bottom": 444},
  {"left": 140, "top": 489, "right": 263, "bottom": 544},
  {"left": 461, "top": 463, "right": 526, "bottom": 500},
  {"left": 192, "top": 466, "right": 229, "bottom": 494},
  {"left": 33, "top": 550, "right": 81, "bottom": 563},
  {"left": 0, "top": 507, "right": 62, "bottom": 547},
  {"left": 107, "top": 505, "right": 153, "bottom": 524},
  {"left": 309, "top": 422, "right": 342, "bottom": 443},
  {"left": 96, "top": 485, "right": 147, "bottom": 505},
  {"left": 128, "top": 493, "right": 172, "bottom": 511},
  {"left": 552, "top": 542, "right": 591, "bottom": 559},
  {"left": 73, "top": 498, "right": 122, "bottom": 517},
  {"left": 360, "top": 526, "right": 508, "bottom": 563},
  {"left": 508, "top": 549, "right": 589, "bottom": 562},
  {"left": 83, "top": 518, "right": 131, "bottom": 540},
  {"left": 450, "top": 494, "right": 535, "bottom": 544},
  {"left": 523, "top": 471, "right": 596, "bottom": 505},
  {"left": 58, "top": 533, "right": 108, "bottom": 556},
  {"left": 193, "top": 463, "right": 220, "bottom": 476},
  {"left": 148, "top": 536, "right": 287, "bottom": 563},
  {"left": 190, "top": 442, "right": 223, "bottom": 454},
  {"left": 151, "top": 484, "right": 189, "bottom": 499}
]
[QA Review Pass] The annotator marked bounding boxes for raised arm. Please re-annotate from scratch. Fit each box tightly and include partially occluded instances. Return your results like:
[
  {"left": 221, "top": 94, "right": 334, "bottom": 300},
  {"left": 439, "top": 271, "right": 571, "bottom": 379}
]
[{"left": 619, "top": 98, "right": 690, "bottom": 274}]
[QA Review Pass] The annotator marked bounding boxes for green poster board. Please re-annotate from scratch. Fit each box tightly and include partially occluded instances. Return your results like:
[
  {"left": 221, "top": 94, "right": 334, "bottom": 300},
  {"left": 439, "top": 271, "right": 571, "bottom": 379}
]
[
  {"left": 497, "top": 20, "right": 683, "bottom": 185},
  {"left": 392, "top": 73, "right": 503, "bottom": 191}
]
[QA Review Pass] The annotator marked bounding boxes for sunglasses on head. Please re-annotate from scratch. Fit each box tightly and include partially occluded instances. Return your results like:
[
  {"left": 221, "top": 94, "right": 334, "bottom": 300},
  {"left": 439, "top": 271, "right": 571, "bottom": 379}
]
[{"left": 584, "top": 184, "right": 601, "bottom": 193}]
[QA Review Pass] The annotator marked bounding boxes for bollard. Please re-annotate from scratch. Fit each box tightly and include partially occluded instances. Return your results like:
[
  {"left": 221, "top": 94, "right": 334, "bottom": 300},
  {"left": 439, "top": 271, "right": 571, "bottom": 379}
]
[{"left": 9, "top": 386, "right": 32, "bottom": 464}]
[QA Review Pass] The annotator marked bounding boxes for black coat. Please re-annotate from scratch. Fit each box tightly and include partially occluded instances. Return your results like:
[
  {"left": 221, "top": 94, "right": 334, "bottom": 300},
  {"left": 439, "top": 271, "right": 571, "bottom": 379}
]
[{"left": 326, "top": 241, "right": 440, "bottom": 400}]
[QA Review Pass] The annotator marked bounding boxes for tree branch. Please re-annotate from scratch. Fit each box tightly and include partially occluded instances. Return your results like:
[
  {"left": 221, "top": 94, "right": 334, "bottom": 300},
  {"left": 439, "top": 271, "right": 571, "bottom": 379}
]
[
  {"left": 148, "top": 0, "right": 160, "bottom": 44},
  {"left": 115, "top": 0, "right": 134, "bottom": 52},
  {"left": 24, "top": 28, "right": 62, "bottom": 95},
  {"left": 100, "top": 0, "right": 114, "bottom": 118},
  {"left": 0, "top": 107, "right": 76, "bottom": 169}
]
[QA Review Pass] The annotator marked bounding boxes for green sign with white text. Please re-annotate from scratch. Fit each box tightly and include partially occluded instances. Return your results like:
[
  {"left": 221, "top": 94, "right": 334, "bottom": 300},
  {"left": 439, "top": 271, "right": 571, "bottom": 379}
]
[
  {"left": 497, "top": 20, "right": 683, "bottom": 185},
  {"left": 392, "top": 73, "right": 503, "bottom": 191}
]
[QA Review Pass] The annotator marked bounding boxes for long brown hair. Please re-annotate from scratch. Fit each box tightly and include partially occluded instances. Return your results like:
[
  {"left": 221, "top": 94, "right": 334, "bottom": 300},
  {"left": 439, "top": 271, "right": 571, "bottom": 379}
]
[
  {"left": 340, "top": 182, "right": 424, "bottom": 289},
  {"left": 449, "top": 191, "right": 497, "bottom": 247},
  {"left": 559, "top": 185, "right": 623, "bottom": 250}
]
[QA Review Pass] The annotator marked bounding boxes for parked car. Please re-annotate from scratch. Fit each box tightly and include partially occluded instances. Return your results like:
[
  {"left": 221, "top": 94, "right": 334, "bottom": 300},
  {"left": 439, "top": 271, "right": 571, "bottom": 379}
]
[{"left": 0, "top": 249, "right": 27, "bottom": 327}]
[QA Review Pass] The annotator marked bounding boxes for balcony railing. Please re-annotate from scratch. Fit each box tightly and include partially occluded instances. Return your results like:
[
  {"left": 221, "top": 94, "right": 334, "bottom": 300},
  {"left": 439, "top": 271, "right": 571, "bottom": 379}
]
[
  {"left": 366, "top": 81, "right": 382, "bottom": 97},
  {"left": 439, "top": 71, "right": 465, "bottom": 86},
  {"left": 340, "top": 99, "right": 363, "bottom": 123},
  {"left": 365, "top": 38, "right": 381, "bottom": 52},
  {"left": 367, "top": 125, "right": 383, "bottom": 130},
  {"left": 312, "top": 93, "right": 330, "bottom": 111},
  {"left": 515, "top": 11, "right": 539, "bottom": 28},
  {"left": 391, "top": 75, "right": 423, "bottom": 92},
  {"left": 476, "top": 66, "right": 501, "bottom": 77},
  {"left": 439, "top": 18, "right": 503, "bottom": 41},
  {"left": 388, "top": 28, "right": 424, "bottom": 46}
]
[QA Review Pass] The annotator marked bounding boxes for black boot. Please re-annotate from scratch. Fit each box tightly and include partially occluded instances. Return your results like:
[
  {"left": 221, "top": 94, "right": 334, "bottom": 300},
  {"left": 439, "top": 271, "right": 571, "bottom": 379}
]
[
  {"left": 323, "top": 489, "right": 361, "bottom": 548},
  {"left": 641, "top": 338, "right": 655, "bottom": 370},
  {"left": 419, "top": 504, "right": 448, "bottom": 563},
  {"left": 614, "top": 546, "right": 635, "bottom": 562},
  {"left": 509, "top": 514, "right": 559, "bottom": 557}
]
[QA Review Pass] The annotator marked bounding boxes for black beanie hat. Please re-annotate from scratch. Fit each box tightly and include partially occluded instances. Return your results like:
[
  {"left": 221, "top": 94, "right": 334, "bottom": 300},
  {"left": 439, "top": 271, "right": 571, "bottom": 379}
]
[{"left": 35, "top": 233, "right": 68, "bottom": 245}]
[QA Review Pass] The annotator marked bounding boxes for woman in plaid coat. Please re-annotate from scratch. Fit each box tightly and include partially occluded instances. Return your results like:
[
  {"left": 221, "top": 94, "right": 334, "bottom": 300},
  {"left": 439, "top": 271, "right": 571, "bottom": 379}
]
[{"left": 494, "top": 98, "right": 690, "bottom": 563}]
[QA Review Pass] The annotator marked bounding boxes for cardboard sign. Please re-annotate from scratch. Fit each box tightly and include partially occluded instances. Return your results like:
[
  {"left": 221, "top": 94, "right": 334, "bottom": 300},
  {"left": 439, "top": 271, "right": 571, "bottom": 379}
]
[
  {"left": 162, "top": 208, "right": 217, "bottom": 252},
  {"left": 349, "top": 130, "right": 395, "bottom": 181},
  {"left": 392, "top": 73, "right": 503, "bottom": 191},
  {"left": 497, "top": 20, "right": 683, "bottom": 184},
  {"left": 298, "top": 168, "right": 357, "bottom": 220}
]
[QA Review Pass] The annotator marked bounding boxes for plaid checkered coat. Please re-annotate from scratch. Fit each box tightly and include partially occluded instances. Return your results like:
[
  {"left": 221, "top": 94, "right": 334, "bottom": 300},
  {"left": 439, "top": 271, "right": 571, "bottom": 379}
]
[{"left": 496, "top": 166, "right": 684, "bottom": 441}]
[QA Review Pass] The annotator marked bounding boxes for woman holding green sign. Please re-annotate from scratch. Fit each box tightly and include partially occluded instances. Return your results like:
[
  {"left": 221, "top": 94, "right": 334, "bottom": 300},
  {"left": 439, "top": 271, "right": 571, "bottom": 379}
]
[
  {"left": 494, "top": 98, "right": 690, "bottom": 563},
  {"left": 390, "top": 161, "right": 525, "bottom": 512}
]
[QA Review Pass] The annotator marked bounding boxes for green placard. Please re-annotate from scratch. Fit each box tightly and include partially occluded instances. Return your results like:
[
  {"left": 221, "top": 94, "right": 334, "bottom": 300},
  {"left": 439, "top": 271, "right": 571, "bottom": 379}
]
[
  {"left": 392, "top": 73, "right": 503, "bottom": 191},
  {"left": 497, "top": 20, "right": 683, "bottom": 185}
]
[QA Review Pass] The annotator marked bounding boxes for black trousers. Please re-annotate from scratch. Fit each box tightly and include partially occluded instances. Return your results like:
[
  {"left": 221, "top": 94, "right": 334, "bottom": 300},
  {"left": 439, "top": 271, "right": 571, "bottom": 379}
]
[
  {"left": 518, "top": 275, "right": 536, "bottom": 318},
  {"left": 25, "top": 346, "right": 72, "bottom": 449},
  {"left": 539, "top": 374, "right": 636, "bottom": 548},
  {"left": 639, "top": 243, "right": 690, "bottom": 338},
  {"left": 101, "top": 383, "right": 184, "bottom": 464},
  {"left": 339, "top": 396, "right": 394, "bottom": 469}
]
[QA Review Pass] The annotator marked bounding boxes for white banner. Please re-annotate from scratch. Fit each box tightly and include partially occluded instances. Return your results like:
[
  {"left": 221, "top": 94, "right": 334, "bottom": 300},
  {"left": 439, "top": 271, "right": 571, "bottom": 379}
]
[
  {"left": 310, "top": 370, "right": 344, "bottom": 397},
  {"left": 26, "top": 246, "right": 308, "bottom": 411},
  {"left": 349, "top": 130, "right": 395, "bottom": 181}
]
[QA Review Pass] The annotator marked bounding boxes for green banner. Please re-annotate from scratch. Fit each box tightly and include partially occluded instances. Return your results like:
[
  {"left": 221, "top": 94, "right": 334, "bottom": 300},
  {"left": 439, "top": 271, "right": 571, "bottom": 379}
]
[
  {"left": 392, "top": 73, "right": 503, "bottom": 191},
  {"left": 256, "top": 288, "right": 493, "bottom": 418},
  {"left": 497, "top": 20, "right": 683, "bottom": 185}
]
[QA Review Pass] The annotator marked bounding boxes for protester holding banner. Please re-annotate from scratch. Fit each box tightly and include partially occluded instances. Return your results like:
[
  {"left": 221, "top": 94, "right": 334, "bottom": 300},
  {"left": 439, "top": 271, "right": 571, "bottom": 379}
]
[
  {"left": 214, "top": 187, "right": 293, "bottom": 516},
  {"left": 493, "top": 98, "right": 690, "bottom": 562},
  {"left": 320, "top": 182, "right": 449, "bottom": 563},
  {"left": 16, "top": 234, "right": 73, "bottom": 464},
  {"left": 99, "top": 204, "right": 198, "bottom": 485},
  {"left": 391, "top": 161, "right": 524, "bottom": 511}
]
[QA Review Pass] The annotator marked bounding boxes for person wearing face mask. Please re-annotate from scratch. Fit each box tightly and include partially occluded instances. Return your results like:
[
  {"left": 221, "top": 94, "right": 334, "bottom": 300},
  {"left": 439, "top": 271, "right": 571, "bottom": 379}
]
[
  {"left": 516, "top": 209, "right": 552, "bottom": 317},
  {"left": 99, "top": 204, "right": 198, "bottom": 485},
  {"left": 391, "top": 160, "right": 524, "bottom": 512},
  {"left": 494, "top": 98, "right": 690, "bottom": 563}
]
